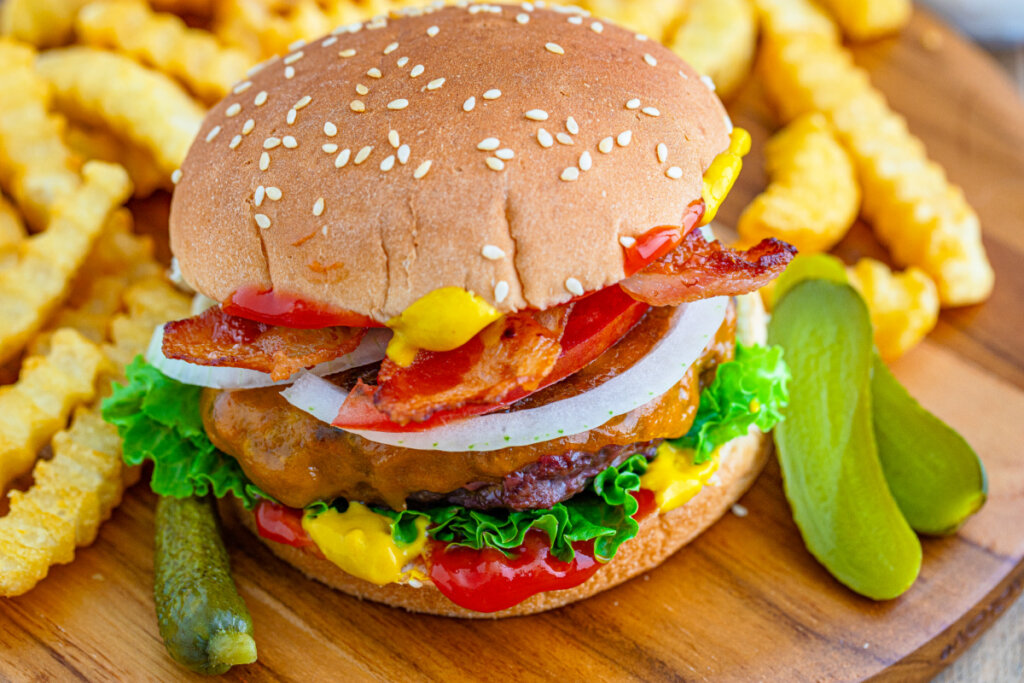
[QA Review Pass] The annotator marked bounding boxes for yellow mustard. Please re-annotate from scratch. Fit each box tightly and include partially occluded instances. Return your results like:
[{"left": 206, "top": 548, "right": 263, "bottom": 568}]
[
  {"left": 700, "top": 127, "right": 751, "bottom": 226},
  {"left": 385, "top": 287, "right": 502, "bottom": 367},
  {"left": 301, "top": 502, "right": 428, "bottom": 585},
  {"left": 640, "top": 441, "right": 720, "bottom": 513}
]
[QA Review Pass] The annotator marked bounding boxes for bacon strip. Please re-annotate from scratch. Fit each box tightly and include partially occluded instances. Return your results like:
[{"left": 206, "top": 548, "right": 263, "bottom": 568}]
[
  {"left": 162, "top": 307, "right": 366, "bottom": 381},
  {"left": 620, "top": 231, "right": 796, "bottom": 306}
]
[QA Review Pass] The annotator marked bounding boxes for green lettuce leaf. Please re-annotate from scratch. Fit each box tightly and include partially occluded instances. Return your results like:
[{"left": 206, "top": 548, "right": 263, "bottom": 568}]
[
  {"left": 672, "top": 342, "right": 790, "bottom": 463},
  {"left": 101, "top": 357, "right": 269, "bottom": 509}
]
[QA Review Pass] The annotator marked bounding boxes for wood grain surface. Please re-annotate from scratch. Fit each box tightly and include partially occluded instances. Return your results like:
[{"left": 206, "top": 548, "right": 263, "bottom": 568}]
[{"left": 2, "top": 9, "right": 1024, "bottom": 682}]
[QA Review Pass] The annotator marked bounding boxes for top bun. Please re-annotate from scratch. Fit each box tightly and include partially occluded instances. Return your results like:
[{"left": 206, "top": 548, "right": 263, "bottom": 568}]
[{"left": 170, "top": 3, "right": 731, "bottom": 322}]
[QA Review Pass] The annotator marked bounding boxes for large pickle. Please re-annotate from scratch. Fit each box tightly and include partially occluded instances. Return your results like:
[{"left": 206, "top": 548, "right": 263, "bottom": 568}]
[{"left": 154, "top": 495, "right": 256, "bottom": 675}]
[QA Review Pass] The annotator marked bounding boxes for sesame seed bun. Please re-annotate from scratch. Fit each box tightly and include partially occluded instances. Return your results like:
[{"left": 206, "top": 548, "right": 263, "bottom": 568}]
[
  {"left": 227, "top": 428, "right": 769, "bottom": 618},
  {"left": 170, "top": 4, "right": 731, "bottom": 322}
]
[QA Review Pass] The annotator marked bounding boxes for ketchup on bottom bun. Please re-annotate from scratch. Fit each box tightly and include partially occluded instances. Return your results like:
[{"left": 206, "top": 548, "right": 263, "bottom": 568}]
[{"left": 142, "top": 3, "right": 796, "bottom": 617}]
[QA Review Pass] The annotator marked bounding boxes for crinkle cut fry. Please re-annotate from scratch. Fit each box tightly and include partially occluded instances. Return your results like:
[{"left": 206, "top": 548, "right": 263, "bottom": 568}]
[
  {"left": 34, "top": 46, "right": 206, "bottom": 177},
  {"left": 815, "top": 0, "right": 910, "bottom": 41},
  {"left": 669, "top": 0, "right": 756, "bottom": 100},
  {"left": 0, "top": 160, "right": 131, "bottom": 366},
  {"left": 0, "top": 39, "right": 81, "bottom": 231},
  {"left": 76, "top": 1, "right": 254, "bottom": 103},
  {"left": 65, "top": 122, "right": 168, "bottom": 199},
  {"left": 847, "top": 258, "right": 939, "bottom": 361},
  {"left": 0, "top": 0, "right": 90, "bottom": 48},
  {"left": 0, "top": 192, "right": 26, "bottom": 257}
]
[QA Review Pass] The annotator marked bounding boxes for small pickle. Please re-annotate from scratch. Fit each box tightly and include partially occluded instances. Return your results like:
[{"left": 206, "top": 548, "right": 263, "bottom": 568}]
[
  {"left": 154, "top": 496, "right": 256, "bottom": 675},
  {"left": 872, "top": 356, "right": 987, "bottom": 535},
  {"left": 769, "top": 280, "right": 921, "bottom": 600}
]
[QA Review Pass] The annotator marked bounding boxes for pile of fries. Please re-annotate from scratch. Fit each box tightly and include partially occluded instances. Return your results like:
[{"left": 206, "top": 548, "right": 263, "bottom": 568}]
[{"left": 0, "top": 0, "right": 995, "bottom": 596}]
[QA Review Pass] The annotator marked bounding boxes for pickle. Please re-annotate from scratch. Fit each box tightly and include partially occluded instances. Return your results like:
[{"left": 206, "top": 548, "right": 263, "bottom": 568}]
[
  {"left": 769, "top": 280, "right": 921, "bottom": 600},
  {"left": 154, "top": 496, "right": 256, "bottom": 675},
  {"left": 872, "top": 357, "right": 987, "bottom": 535},
  {"left": 766, "top": 253, "right": 848, "bottom": 309}
]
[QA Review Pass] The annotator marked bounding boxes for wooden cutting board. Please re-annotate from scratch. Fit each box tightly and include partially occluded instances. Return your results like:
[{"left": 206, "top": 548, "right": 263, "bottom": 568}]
[{"left": 3, "top": 9, "right": 1023, "bottom": 681}]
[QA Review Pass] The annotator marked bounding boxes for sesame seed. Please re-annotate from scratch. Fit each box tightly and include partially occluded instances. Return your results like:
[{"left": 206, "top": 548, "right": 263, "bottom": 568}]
[
  {"left": 666, "top": 166, "right": 684, "bottom": 179},
  {"left": 568, "top": 15, "right": 582, "bottom": 24},
  {"left": 286, "top": 109, "right": 297, "bottom": 125},
  {"left": 626, "top": 98, "right": 641, "bottom": 110},
  {"left": 259, "top": 152, "right": 270, "bottom": 170},
  {"left": 516, "top": 13, "right": 529, "bottom": 24},
  {"left": 205, "top": 125, "right": 221, "bottom": 142},
  {"left": 525, "top": 109, "right": 548, "bottom": 121},
  {"left": 657, "top": 143, "right": 668, "bottom": 163},
  {"left": 381, "top": 155, "right": 396, "bottom": 171},
  {"left": 566, "top": 116, "right": 579, "bottom": 135},
  {"left": 636, "top": 34, "right": 649, "bottom": 41},
  {"left": 579, "top": 151, "right": 592, "bottom": 171},
  {"left": 339, "top": 49, "right": 357, "bottom": 58},
  {"left": 477, "top": 137, "right": 500, "bottom": 151},
  {"left": 643, "top": 53, "right": 657, "bottom": 67},
  {"left": 284, "top": 51, "right": 304, "bottom": 65},
  {"left": 171, "top": 169, "right": 182, "bottom": 184},
  {"left": 324, "top": 121, "right": 338, "bottom": 136},
  {"left": 545, "top": 43, "right": 565, "bottom": 55},
  {"left": 486, "top": 157, "right": 505, "bottom": 171},
  {"left": 229, "top": 134, "right": 242, "bottom": 149},
  {"left": 335, "top": 149, "right": 351, "bottom": 167},
  {"left": 233, "top": 81, "right": 252, "bottom": 94},
  {"left": 242, "top": 119, "right": 255, "bottom": 134},
  {"left": 285, "top": 66, "right": 295, "bottom": 79},
  {"left": 463, "top": 97, "right": 476, "bottom": 112},
  {"left": 367, "top": 67, "right": 382, "bottom": 79},
  {"left": 383, "top": 42, "right": 398, "bottom": 55},
  {"left": 482, "top": 245, "right": 506, "bottom": 260},
  {"left": 254, "top": 185, "right": 265, "bottom": 206},
  {"left": 266, "top": 186, "right": 282, "bottom": 201},
  {"left": 483, "top": 89, "right": 501, "bottom": 100},
  {"left": 322, "top": 225, "right": 329, "bottom": 236},
  {"left": 355, "top": 146, "right": 373, "bottom": 164},
  {"left": 427, "top": 77, "right": 445, "bottom": 91},
  {"left": 282, "top": 136, "right": 297, "bottom": 148},
  {"left": 537, "top": 128, "right": 554, "bottom": 148},
  {"left": 617, "top": 130, "right": 633, "bottom": 147},
  {"left": 561, "top": 167, "right": 580, "bottom": 181},
  {"left": 427, "top": 25, "right": 440, "bottom": 36},
  {"left": 494, "top": 280, "right": 510, "bottom": 304},
  {"left": 294, "top": 96, "right": 312, "bottom": 110},
  {"left": 254, "top": 91, "right": 268, "bottom": 106},
  {"left": 226, "top": 103, "right": 242, "bottom": 117},
  {"left": 263, "top": 136, "right": 279, "bottom": 149},
  {"left": 255, "top": 213, "right": 271, "bottom": 229},
  {"left": 323, "top": 143, "right": 339, "bottom": 153},
  {"left": 520, "top": 1, "right": 534, "bottom": 11},
  {"left": 388, "top": 99, "right": 409, "bottom": 110},
  {"left": 590, "top": 21, "right": 603, "bottom": 33},
  {"left": 313, "top": 197, "right": 325, "bottom": 216},
  {"left": 619, "top": 235, "right": 637, "bottom": 248},
  {"left": 701, "top": 74, "right": 717, "bottom": 91},
  {"left": 642, "top": 106, "right": 661, "bottom": 117},
  {"left": 321, "top": 36, "right": 338, "bottom": 48},
  {"left": 556, "top": 132, "right": 574, "bottom": 145},
  {"left": 495, "top": 148, "right": 515, "bottom": 160},
  {"left": 397, "top": 56, "right": 409, "bottom": 68},
  {"left": 289, "top": 39, "right": 306, "bottom": 51},
  {"left": 414, "top": 160, "right": 432, "bottom": 178},
  {"left": 679, "top": 70, "right": 690, "bottom": 80},
  {"left": 384, "top": 130, "right": 397, "bottom": 148},
  {"left": 565, "top": 277, "right": 584, "bottom": 296},
  {"left": 410, "top": 64, "right": 425, "bottom": 78},
  {"left": 351, "top": 100, "right": 366, "bottom": 112},
  {"left": 397, "top": 144, "right": 410, "bottom": 164},
  {"left": 599, "top": 137, "right": 614, "bottom": 154}
]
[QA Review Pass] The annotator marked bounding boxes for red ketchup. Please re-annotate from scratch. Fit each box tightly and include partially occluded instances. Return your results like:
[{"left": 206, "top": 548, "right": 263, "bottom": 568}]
[
  {"left": 254, "top": 501, "right": 318, "bottom": 551},
  {"left": 622, "top": 200, "right": 706, "bottom": 276},
  {"left": 427, "top": 490, "right": 658, "bottom": 613},
  {"left": 224, "top": 286, "right": 384, "bottom": 328}
]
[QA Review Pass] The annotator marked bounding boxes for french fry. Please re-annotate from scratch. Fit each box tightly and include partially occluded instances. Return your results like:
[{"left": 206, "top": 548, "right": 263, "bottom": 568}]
[
  {"left": 815, "top": 0, "right": 910, "bottom": 42},
  {"left": 0, "top": 161, "right": 132, "bottom": 366},
  {"left": 150, "top": 0, "right": 217, "bottom": 17},
  {"left": 0, "top": 193, "right": 26, "bottom": 260},
  {"left": 738, "top": 113, "right": 859, "bottom": 253},
  {"left": 35, "top": 47, "right": 206, "bottom": 177},
  {"left": 214, "top": 0, "right": 366, "bottom": 60},
  {"left": 751, "top": 0, "right": 838, "bottom": 42},
  {"left": 669, "top": 0, "right": 757, "bottom": 100},
  {"left": 105, "top": 276, "right": 192, "bottom": 371},
  {"left": 76, "top": 1, "right": 254, "bottom": 103},
  {"left": 847, "top": 258, "right": 939, "bottom": 361},
  {"left": 65, "top": 122, "right": 168, "bottom": 199},
  {"left": 0, "top": 328, "right": 108, "bottom": 492},
  {"left": 0, "top": 39, "right": 81, "bottom": 231},
  {"left": 0, "top": 0, "right": 89, "bottom": 48},
  {"left": 577, "top": 0, "right": 685, "bottom": 42}
]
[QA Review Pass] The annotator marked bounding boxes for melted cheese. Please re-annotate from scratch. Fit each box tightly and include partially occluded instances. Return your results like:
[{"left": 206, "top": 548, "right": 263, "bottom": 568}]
[
  {"left": 385, "top": 287, "right": 502, "bottom": 366},
  {"left": 640, "top": 441, "right": 720, "bottom": 513},
  {"left": 301, "top": 502, "right": 427, "bottom": 585},
  {"left": 701, "top": 127, "right": 751, "bottom": 226}
]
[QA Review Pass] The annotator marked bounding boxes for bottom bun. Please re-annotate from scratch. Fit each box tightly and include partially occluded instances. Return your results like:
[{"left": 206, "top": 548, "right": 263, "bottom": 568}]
[{"left": 229, "top": 429, "right": 771, "bottom": 619}]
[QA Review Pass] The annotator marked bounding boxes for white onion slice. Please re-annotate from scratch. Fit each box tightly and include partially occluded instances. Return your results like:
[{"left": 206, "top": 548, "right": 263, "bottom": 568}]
[
  {"left": 146, "top": 325, "right": 391, "bottom": 389},
  {"left": 282, "top": 296, "right": 728, "bottom": 452}
]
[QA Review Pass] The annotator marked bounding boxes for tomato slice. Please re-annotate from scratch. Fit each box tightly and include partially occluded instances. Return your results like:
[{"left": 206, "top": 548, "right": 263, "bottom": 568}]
[{"left": 254, "top": 500, "right": 316, "bottom": 549}]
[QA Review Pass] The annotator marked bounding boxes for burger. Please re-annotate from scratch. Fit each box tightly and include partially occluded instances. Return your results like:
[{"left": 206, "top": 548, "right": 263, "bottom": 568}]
[{"left": 105, "top": 2, "right": 795, "bottom": 617}]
